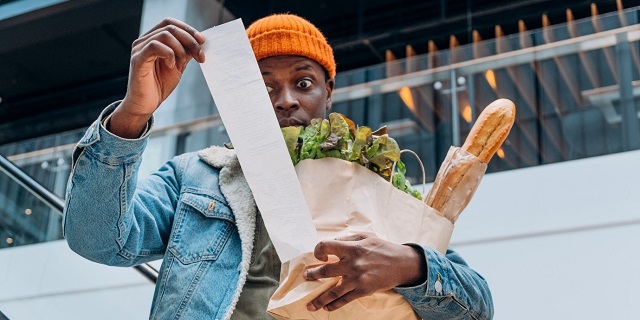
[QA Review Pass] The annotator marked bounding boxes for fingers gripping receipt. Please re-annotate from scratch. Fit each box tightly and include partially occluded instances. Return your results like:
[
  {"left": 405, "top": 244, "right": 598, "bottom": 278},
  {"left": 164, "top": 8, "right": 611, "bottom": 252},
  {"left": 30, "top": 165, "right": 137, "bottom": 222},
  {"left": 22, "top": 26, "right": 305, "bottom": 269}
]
[{"left": 198, "top": 19, "right": 318, "bottom": 262}]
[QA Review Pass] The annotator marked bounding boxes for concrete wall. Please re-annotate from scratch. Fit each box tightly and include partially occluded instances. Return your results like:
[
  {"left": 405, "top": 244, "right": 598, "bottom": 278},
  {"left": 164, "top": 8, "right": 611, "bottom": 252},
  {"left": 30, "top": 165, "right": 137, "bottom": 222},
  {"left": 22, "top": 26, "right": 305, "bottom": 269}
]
[{"left": 1, "top": 149, "right": 638, "bottom": 319}]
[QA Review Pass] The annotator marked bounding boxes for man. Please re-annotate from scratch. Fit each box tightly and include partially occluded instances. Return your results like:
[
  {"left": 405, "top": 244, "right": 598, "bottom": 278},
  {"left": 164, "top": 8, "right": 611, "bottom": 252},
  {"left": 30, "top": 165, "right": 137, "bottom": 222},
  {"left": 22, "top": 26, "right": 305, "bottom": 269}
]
[{"left": 63, "top": 13, "right": 493, "bottom": 319}]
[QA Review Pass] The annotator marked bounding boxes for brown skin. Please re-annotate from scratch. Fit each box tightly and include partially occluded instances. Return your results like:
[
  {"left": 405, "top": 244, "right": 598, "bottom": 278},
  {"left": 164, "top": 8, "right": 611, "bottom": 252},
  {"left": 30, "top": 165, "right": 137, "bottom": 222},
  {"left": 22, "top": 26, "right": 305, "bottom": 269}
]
[
  {"left": 109, "top": 17, "right": 427, "bottom": 313},
  {"left": 259, "top": 55, "right": 334, "bottom": 127},
  {"left": 304, "top": 235, "right": 427, "bottom": 312}
]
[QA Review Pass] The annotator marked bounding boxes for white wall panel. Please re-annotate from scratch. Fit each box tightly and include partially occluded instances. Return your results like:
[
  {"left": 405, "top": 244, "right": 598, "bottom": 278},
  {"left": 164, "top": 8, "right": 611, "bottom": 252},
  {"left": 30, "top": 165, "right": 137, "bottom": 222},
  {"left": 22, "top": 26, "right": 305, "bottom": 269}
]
[
  {"left": 451, "top": 149, "right": 640, "bottom": 243},
  {"left": 454, "top": 224, "right": 640, "bottom": 319},
  {"left": 0, "top": 241, "right": 154, "bottom": 319}
]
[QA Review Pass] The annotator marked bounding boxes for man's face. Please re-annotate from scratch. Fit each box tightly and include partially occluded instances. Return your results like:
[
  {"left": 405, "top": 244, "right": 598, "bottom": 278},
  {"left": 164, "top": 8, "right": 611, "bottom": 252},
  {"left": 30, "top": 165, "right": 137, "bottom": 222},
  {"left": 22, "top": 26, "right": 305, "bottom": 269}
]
[{"left": 258, "top": 55, "right": 335, "bottom": 128}]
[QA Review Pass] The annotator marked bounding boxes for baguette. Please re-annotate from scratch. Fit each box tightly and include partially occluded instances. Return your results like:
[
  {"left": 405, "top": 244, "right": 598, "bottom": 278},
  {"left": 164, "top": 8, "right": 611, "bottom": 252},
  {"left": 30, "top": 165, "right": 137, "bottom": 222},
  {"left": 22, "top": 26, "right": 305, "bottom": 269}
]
[
  {"left": 425, "top": 150, "right": 475, "bottom": 216},
  {"left": 425, "top": 99, "right": 515, "bottom": 221},
  {"left": 461, "top": 98, "right": 516, "bottom": 163}
]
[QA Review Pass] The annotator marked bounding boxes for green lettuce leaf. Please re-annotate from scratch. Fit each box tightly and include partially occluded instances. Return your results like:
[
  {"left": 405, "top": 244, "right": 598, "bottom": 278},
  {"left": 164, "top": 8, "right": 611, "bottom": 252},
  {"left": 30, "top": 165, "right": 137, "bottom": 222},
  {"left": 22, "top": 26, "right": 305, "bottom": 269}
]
[
  {"left": 281, "top": 126, "right": 303, "bottom": 165},
  {"left": 391, "top": 159, "right": 423, "bottom": 200},
  {"left": 281, "top": 112, "right": 423, "bottom": 200}
]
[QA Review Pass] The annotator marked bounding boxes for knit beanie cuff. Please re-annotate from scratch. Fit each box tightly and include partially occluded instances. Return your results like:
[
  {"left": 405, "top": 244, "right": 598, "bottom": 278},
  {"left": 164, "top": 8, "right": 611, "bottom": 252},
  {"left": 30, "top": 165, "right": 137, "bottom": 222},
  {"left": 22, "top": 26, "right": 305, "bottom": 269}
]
[{"left": 247, "top": 14, "right": 336, "bottom": 78}]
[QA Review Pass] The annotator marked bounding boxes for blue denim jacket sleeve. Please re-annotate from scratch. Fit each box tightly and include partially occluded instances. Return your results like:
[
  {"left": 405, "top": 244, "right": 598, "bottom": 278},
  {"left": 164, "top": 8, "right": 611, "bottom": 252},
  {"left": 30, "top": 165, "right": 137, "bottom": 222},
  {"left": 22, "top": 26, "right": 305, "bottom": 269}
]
[
  {"left": 394, "top": 246, "right": 494, "bottom": 320},
  {"left": 63, "top": 102, "right": 177, "bottom": 267}
]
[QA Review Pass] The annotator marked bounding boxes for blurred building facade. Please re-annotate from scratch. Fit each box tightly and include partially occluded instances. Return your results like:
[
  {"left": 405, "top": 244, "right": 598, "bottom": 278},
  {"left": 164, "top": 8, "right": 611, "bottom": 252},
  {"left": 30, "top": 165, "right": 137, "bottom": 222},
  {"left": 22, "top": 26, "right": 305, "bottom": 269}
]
[{"left": 1, "top": 0, "right": 639, "bottom": 319}]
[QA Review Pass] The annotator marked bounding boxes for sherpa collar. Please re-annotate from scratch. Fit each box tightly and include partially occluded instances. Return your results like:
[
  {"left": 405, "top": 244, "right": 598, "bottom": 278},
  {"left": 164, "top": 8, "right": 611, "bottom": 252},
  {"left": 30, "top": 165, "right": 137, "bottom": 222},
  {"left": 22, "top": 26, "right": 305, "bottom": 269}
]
[{"left": 198, "top": 146, "right": 256, "bottom": 320}]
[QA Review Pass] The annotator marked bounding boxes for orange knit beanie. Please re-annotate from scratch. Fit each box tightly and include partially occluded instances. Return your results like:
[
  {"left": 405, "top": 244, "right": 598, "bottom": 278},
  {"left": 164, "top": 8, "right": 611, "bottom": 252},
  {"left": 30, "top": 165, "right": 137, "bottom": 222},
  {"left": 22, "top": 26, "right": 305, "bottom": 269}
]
[{"left": 246, "top": 14, "right": 336, "bottom": 78}]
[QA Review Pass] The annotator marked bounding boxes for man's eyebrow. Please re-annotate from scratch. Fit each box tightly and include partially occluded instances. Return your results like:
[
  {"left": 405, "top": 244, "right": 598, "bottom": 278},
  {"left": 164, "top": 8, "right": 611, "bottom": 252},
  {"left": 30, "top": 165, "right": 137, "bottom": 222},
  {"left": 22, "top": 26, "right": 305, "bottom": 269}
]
[
  {"left": 292, "top": 64, "right": 312, "bottom": 73},
  {"left": 261, "top": 70, "right": 271, "bottom": 75}
]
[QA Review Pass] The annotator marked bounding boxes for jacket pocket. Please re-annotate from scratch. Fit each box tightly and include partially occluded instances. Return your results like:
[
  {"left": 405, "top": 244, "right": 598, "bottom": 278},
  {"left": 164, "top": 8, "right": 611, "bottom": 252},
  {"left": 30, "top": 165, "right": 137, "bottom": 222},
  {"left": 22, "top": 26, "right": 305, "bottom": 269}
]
[{"left": 168, "top": 191, "right": 235, "bottom": 264}]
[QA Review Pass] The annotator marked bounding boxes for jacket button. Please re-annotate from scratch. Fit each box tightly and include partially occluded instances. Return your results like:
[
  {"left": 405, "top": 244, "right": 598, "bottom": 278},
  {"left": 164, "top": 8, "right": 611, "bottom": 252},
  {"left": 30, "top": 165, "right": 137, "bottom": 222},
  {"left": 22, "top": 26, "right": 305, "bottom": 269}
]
[
  {"left": 208, "top": 200, "right": 215, "bottom": 211},
  {"left": 435, "top": 274, "right": 443, "bottom": 293}
]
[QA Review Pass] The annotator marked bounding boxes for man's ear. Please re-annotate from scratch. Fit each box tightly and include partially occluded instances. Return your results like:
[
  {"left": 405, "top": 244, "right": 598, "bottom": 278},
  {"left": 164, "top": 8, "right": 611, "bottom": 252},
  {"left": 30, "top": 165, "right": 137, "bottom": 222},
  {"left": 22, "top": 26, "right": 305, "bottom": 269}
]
[{"left": 325, "top": 78, "right": 335, "bottom": 111}]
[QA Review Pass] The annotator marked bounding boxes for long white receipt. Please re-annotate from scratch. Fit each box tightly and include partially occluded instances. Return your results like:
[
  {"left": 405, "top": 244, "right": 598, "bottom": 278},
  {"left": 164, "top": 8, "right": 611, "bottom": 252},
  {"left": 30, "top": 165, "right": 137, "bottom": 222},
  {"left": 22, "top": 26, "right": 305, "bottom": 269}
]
[{"left": 198, "top": 19, "right": 318, "bottom": 262}]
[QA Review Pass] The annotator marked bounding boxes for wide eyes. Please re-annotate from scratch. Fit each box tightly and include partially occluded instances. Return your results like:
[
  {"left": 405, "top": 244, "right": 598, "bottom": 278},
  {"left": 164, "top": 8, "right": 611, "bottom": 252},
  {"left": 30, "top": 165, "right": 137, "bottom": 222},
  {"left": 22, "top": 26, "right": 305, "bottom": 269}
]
[
  {"left": 297, "top": 79, "right": 312, "bottom": 89},
  {"left": 265, "top": 79, "right": 313, "bottom": 93}
]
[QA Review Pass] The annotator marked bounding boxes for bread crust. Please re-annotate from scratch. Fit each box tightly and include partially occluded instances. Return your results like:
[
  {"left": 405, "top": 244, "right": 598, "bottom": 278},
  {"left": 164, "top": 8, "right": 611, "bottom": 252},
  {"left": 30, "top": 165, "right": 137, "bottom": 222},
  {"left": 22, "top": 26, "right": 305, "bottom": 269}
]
[{"left": 461, "top": 99, "right": 516, "bottom": 163}]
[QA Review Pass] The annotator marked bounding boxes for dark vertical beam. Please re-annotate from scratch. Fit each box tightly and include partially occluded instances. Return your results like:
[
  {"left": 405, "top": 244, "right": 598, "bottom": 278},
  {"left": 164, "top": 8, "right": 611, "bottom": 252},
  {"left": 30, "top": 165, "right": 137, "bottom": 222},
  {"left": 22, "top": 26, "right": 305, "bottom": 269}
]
[
  {"left": 174, "top": 132, "right": 190, "bottom": 156},
  {"left": 357, "top": 0, "right": 364, "bottom": 37},
  {"left": 466, "top": 0, "right": 472, "bottom": 43}
]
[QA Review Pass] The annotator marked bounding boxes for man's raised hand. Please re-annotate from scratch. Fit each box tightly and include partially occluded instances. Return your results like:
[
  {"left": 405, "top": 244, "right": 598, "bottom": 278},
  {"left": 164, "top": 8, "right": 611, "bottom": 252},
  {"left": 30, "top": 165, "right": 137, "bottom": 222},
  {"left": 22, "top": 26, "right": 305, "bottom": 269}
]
[{"left": 110, "top": 18, "right": 206, "bottom": 138}]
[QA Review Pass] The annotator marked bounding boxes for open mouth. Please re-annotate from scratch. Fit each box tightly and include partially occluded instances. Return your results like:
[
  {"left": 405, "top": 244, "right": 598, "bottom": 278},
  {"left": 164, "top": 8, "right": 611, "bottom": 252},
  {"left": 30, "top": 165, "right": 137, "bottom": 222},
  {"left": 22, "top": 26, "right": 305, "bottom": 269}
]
[{"left": 278, "top": 118, "right": 303, "bottom": 127}]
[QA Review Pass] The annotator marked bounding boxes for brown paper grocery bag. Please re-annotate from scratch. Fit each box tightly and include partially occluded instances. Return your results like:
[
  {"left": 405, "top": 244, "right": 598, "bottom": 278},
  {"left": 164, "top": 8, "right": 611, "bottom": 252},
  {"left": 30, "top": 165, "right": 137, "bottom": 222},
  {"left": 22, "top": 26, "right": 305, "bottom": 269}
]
[
  {"left": 269, "top": 253, "right": 421, "bottom": 320},
  {"left": 267, "top": 157, "right": 455, "bottom": 320}
]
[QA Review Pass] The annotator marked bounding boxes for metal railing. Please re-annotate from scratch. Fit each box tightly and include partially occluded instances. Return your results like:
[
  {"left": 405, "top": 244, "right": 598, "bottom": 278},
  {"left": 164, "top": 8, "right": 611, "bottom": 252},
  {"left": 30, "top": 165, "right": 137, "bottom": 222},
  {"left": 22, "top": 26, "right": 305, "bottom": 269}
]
[{"left": 0, "top": 154, "right": 158, "bottom": 283}]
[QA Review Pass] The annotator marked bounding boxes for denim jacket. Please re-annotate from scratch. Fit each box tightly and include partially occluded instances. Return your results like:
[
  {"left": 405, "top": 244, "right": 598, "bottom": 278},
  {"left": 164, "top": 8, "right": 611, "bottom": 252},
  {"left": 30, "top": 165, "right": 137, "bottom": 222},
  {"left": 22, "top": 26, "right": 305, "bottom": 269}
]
[{"left": 63, "top": 103, "right": 493, "bottom": 320}]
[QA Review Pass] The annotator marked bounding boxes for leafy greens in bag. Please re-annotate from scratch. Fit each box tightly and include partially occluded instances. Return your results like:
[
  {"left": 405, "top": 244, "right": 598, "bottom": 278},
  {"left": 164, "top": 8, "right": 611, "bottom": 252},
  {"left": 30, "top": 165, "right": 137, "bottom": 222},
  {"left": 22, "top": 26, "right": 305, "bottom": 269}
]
[{"left": 282, "top": 112, "right": 422, "bottom": 200}]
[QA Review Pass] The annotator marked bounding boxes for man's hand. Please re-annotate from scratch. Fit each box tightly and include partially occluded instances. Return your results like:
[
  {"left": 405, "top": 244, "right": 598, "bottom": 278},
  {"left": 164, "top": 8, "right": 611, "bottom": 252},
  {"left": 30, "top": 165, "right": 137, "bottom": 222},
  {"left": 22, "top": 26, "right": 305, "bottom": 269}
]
[
  {"left": 303, "top": 234, "right": 427, "bottom": 312},
  {"left": 110, "top": 18, "right": 206, "bottom": 138}
]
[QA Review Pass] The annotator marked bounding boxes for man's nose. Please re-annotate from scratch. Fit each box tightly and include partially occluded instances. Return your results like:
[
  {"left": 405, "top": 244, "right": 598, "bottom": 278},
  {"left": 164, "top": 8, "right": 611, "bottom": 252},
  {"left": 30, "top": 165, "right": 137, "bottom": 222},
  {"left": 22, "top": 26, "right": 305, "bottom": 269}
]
[{"left": 274, "top": 87, "right": 299, "bottom": 111}]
